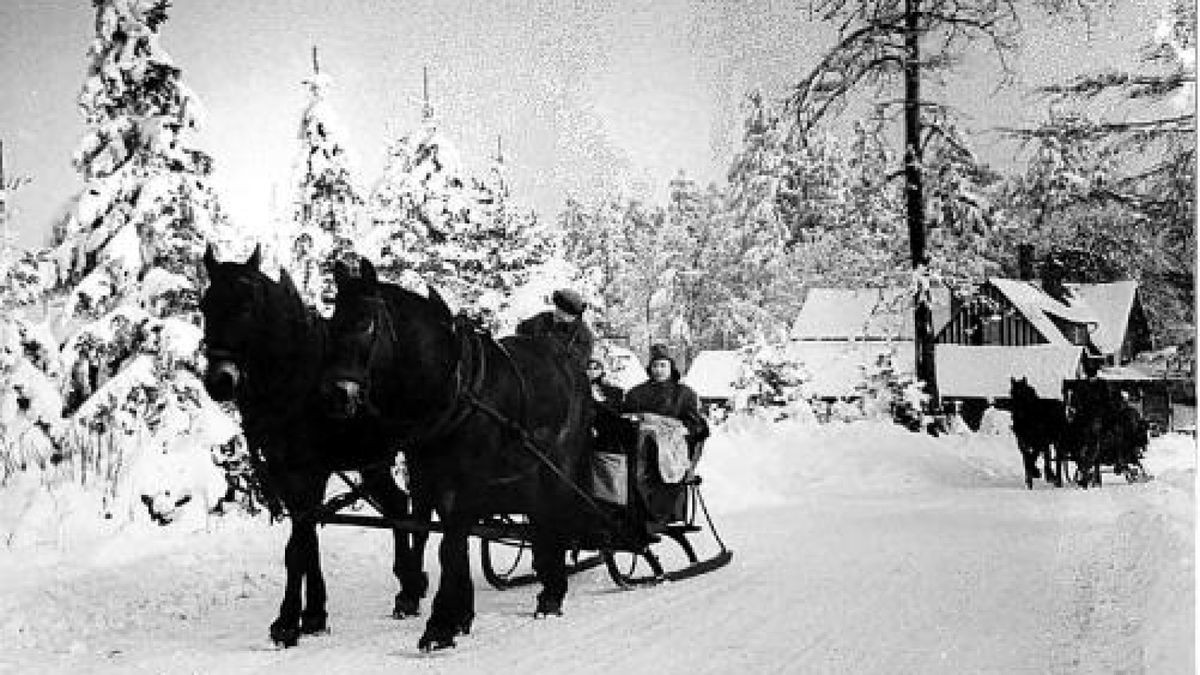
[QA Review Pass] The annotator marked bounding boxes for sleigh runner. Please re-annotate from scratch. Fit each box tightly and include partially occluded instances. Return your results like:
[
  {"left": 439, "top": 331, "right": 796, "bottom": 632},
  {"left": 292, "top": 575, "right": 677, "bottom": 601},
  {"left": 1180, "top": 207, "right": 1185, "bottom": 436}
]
[{"left": 315, "top": 410, "right": 733, "bottom": 590}]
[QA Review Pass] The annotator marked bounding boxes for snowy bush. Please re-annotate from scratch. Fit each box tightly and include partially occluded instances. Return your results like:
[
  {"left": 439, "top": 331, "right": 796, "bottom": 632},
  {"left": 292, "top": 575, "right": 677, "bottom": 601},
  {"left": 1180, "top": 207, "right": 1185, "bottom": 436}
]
[{"left": 739, "top": 341, "right": 820, "bottom": 422}]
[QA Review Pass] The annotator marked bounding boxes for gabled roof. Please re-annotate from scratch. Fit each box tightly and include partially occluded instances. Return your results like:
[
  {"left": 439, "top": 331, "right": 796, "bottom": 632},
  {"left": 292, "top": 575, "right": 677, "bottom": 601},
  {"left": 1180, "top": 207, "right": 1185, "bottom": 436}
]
[
  {"left": 936, "top": 344, "right": 1084, "bottom": 400},
  {"left": 791, "top": 286, "right": 952, "bottom": 341},
  {"left": 1066, "top": 280, "right": 1138, "bottom": 356},
  {"left": 987, "top": 278, "right": 1138, "bottom": 356},
  {"left": 987, "top": 278, "right": 1092, "bottom": 345},
  {"left": 683, "top": 350, "right": 757, "bottom": 399}
]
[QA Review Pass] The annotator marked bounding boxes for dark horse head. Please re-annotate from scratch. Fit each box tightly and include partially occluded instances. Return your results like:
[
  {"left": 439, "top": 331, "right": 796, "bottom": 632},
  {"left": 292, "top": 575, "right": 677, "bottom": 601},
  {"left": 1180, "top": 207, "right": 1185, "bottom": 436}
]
[
  {"left": 200, "top": 244, "right": 312, "bottom": 404},
  {"left": 1009, "top": 376, "right": 1036, "bottom": 407},
  {"left": 321, "top": 257, "right": 457, "bottom": 421}
]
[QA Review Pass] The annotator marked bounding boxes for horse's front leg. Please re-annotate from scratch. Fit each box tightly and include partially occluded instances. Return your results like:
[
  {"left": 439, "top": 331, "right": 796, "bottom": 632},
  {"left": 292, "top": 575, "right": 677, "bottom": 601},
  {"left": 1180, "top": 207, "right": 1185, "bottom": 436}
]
[
  {"left": 361, "top": 465, "right": 428, "bottom": 618},
  {"left": 270, "top": 518, "right": 314, "bottom": 647},
  {"left": 269, "top": 471, "right": 329, "bottom": 647},
  {"left": 532, "top": 527, "right": 568, "bottom": 617},
  {"left": 300, "top": 521, "right": 328, "bottom": 635},
  {"left": 1018, "top": 442, "right": 1036, "bottom": 490},
  {"left": 419, "top": 519, "right": 474, "bottom": 651}
]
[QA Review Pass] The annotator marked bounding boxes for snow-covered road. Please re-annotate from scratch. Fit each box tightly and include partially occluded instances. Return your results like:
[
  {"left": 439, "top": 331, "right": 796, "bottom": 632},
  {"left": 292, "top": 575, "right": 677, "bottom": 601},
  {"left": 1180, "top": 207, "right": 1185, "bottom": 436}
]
[{"left": 1, "top": 422, "right": 1193, "bottom": 674}]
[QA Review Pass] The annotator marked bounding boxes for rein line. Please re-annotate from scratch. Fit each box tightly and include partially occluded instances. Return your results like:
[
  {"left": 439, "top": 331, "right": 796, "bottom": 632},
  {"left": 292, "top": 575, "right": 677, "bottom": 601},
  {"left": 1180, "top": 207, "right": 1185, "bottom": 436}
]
[{"left": 409, "top": 313, "right": 627, "bottom": 533}]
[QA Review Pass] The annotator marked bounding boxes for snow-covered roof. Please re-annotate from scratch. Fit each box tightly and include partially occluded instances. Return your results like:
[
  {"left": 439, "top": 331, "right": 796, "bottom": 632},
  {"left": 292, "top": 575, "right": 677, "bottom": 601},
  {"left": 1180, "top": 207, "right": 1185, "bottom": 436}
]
[
  {"left": 791, "top": 287, "right": 952, "bottom": 341},
  {"left": 986, "top": 278, "right": 1139, "bottom": 357},
  {"left": 683, "top": 350, "right": 755, "bottom": 400},
  {"left": 987, "top": 278, "right": 1095, "bottom": 346},
  {"left": 936, "top": 344, "right": 1084, "bottom": 400},
  {"left": 785, "top": 340, "right": 915, "bottom": 398},
  {"left": 1066, "top": 280, "right": 1138, "bottom": 356}
]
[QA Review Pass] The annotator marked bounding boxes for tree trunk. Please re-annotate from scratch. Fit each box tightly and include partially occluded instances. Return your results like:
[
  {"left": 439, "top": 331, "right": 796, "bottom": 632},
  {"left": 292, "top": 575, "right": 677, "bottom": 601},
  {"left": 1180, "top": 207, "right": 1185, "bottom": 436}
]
[{"left": 904, "top": 0, "right": 938, "bottom": 405}]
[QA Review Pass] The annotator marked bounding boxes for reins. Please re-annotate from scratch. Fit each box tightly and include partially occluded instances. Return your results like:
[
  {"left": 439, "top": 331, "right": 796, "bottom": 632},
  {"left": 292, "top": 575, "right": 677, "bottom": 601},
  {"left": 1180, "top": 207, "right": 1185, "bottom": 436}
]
[{"left": 365, "top": 297, "right": 636, "bottom": 542}]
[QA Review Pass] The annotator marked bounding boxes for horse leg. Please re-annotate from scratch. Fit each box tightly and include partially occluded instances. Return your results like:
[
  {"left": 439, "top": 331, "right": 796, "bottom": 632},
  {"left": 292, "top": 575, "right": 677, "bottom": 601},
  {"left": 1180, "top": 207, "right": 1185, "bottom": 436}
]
[
  {"left": 299, "top": 521, "right": 329, "bottom": 635},
  {"left": 1040, "top": 444, "right": 1059, "bottom": 486},
  {"left": 419, "top": 519, "right": 474, "bottom": 651},
  {"left": 360, "top": 465, "right": 427, "bottom": 618},
  {"left": 1018, "top": 443, "right": 1036, "bottom": 490},
  {"left": 531, "top": 527, "right": 568, "bottom": 617},
  {"left": 270, "top": 518, "right": 313, "bottom": 646},
  {"left": 268, "top": 470, "right": 328, "bottom": 646}
]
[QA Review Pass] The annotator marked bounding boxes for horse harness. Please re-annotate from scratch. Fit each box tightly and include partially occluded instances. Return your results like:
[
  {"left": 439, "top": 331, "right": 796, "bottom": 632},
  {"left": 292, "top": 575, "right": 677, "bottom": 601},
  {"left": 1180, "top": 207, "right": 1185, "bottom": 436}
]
[{"left": 356, "top": 298, "right": 626, "bottom": 529}]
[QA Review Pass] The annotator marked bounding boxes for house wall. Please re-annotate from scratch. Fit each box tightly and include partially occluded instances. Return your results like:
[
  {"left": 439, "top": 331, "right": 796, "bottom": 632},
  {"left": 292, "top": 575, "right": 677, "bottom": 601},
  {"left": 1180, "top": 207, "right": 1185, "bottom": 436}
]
[{"left": 936, "top": 287, "right": 1047, "bottom": 347}]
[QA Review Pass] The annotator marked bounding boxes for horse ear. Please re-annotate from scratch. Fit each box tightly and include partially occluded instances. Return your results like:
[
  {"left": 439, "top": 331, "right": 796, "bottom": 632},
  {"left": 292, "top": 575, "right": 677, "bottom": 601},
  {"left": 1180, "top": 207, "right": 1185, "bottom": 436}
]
[
  {"left": 278, "top": 268, "right": 299, "bottom": 298},
  {"left": 360, "top": 257, "right": 378, "bottom": 286},
  {"left": 246, "top": 244, "right": 262, "bottom": 270},
  {"left": 427, "top": 285, "right": 453, "bottom": 318},
  {"left": 203, "top": 244, "right": 218, "bottom": 274}
]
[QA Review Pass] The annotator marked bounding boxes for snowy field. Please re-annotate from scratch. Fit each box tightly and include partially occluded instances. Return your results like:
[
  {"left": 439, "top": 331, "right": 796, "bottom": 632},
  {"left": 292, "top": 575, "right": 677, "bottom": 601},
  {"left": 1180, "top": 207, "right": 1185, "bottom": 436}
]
[{"left": 0, "top": 419, "right": 1193, "bottom": 674}]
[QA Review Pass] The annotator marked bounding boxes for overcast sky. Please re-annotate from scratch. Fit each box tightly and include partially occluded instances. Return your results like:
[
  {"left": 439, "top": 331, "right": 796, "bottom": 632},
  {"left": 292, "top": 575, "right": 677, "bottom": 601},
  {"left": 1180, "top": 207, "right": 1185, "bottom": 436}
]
[{"left": 0, "top": 0, "right": 1156, "bottom": 247}]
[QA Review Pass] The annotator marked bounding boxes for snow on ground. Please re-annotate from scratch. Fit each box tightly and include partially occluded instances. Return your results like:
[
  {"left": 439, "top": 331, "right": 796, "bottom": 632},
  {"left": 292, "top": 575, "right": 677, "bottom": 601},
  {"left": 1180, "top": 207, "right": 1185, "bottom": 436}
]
[{"left": 0, "top": 420, "right": 1193, "bottom": 674}]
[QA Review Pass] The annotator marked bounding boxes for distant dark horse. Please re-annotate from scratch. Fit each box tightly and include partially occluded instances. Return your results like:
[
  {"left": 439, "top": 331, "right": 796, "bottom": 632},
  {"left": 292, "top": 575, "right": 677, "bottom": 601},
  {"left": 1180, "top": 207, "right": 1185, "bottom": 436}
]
[
  {"left": 200, "top": 245, "right": 428, "bottom": 647},
  {"left": 322, "top": 258, "right": 616, "bottom": 651},
  {"left": 1008, "top": 377, "right": 1066, "bottom": 489}
]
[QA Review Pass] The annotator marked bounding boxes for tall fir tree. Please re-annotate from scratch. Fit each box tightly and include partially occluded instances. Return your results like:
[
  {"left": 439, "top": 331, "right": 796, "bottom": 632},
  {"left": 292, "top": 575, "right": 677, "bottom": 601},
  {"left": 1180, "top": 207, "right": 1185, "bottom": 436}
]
[
  {"left": 285, "top": 50, "right": 362, "bottom": 315},
  {"left": 366, "top": 92, "right": 549, "bottom": 325},
  {"left": 47, "top": 0, "right": 238, "bottom": 494},
  {"left": 56, "top": 0, "right": 230, "bottom": 319}
]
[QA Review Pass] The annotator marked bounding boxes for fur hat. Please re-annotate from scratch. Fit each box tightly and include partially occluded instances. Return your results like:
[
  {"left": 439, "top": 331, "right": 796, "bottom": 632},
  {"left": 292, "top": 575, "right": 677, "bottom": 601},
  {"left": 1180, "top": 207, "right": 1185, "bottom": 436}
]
[
  {"left": 551, "top": 289, "right": 586, "bottom": 316},
  {"left": 648, "top": 343, "right": 672, "bottom": 364}
]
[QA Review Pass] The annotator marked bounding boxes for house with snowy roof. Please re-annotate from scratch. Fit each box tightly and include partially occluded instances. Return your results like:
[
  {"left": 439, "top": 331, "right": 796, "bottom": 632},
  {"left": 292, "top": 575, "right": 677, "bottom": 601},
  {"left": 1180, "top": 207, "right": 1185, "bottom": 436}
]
[
  {"left": 787, "top": 286, "right": 953, "bottom": 401},
  {"left": 682, "top": 350, "right": 763, "bottom": 410},
  {"left": 934, "top": 261, "right": 1157, "bottom": 428}
]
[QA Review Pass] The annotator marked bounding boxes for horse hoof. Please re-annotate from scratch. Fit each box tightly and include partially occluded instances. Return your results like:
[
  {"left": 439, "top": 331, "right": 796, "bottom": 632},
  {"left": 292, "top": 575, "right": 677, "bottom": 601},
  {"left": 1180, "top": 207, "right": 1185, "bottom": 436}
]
[
  {"left": 300, "top": 613, "right": 328, "bottom": 635},
  {"left": 270, "top": 624, "right": 300, "bottom": 648},
  {"left": 534, "top": 596, "right": 564, "bottom": 618},
  {"left": 393, "top": 595, "right": 421, "bottom": 619},
  {"left": 418, "top": 632, "right": 456, "bottom": 652}
]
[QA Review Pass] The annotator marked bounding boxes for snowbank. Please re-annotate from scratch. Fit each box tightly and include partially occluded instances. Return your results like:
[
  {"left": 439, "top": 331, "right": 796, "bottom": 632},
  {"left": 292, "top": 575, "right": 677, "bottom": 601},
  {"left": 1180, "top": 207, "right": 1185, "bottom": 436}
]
[{"left": 701, "top": 416, "right": 1195, "bottom": 512}]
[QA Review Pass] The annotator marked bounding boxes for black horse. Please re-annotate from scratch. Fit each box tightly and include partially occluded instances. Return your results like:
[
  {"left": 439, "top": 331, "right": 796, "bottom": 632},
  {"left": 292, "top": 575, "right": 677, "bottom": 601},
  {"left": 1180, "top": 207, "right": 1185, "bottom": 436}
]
[
  {"left": 322, "top": 258, "right": 621, "bottom": 651},
  {"left": 1008, "top": 377, "right": 1067, "bottom": 489},
  {"left": 199, "top": 245, "right": 429, "bottom": 647}
]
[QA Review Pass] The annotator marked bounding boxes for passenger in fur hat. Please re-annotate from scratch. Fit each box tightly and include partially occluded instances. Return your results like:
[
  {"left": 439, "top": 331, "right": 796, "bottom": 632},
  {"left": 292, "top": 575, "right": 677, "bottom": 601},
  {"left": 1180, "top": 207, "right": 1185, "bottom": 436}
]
[
  {"left": 623, "top": 343, "right": 709, "bottom": 449},
  {"left": 515, "top": 288, "right": 595, "bottom": 369}
]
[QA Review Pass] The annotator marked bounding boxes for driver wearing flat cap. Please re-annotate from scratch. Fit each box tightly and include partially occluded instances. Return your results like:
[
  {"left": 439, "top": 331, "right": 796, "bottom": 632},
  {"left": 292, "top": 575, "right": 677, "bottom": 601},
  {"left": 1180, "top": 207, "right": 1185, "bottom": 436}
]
[{"left": 515, "top": 288, "right": 595, "bottom": 369}]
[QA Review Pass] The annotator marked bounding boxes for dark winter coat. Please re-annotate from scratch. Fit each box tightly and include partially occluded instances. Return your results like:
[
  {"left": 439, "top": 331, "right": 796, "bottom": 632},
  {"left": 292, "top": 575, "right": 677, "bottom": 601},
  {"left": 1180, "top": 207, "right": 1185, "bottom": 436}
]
[
  {"left": 623, "top": 367, "right": 709, "bottom": 447},
  {"left": 591, "top": 380, "right": 625, "bottom": 413},
  {"left": 515, "top": 311, "right": 595, "bottom": 369}
]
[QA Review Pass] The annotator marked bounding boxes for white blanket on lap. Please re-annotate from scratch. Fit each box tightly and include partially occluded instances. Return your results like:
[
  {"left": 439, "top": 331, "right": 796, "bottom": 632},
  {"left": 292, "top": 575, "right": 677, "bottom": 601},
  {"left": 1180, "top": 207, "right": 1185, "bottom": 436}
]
[{"left": 639, "top": 413, "right": 691, "bottom": 484}]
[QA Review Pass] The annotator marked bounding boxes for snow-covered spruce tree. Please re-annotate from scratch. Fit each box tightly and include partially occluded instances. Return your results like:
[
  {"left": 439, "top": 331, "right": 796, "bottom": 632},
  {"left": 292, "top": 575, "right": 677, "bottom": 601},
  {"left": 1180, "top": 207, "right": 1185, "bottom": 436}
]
[
  {"left": 366, "top": 111, "right": 549, "bottom": 327},
  {"left": 721, "top": 92, "right": 802, "bottom": 339},
  {"left": 284, "top": 60, "right": 362, "bottom": 316},
  {"left": 469, "top": 152, "right": 555, "bottom": 328},
  {"left": 47, "top": 0, "right": 240, "bottom": 519}
]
